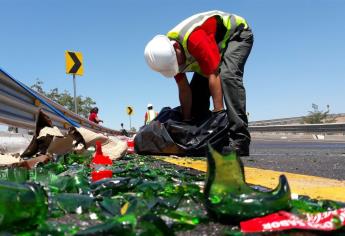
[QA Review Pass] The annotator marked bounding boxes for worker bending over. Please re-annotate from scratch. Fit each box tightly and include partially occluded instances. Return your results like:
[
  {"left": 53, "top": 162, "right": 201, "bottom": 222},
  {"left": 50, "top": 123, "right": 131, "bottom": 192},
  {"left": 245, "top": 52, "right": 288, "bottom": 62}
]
[{"left": 144, "top": 10, "right": 253, "bottom": 156}]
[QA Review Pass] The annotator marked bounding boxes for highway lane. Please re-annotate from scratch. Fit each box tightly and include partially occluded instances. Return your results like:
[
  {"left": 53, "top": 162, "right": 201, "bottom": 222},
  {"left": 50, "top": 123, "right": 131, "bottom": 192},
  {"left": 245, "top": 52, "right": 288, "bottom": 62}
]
[{"left": 246, "top": 138, "right": 345, "bottom": 180}]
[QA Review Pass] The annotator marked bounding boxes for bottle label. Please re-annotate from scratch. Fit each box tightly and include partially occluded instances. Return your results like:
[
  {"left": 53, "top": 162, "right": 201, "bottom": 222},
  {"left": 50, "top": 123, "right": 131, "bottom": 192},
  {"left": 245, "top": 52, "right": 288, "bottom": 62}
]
[{"left": 240, "top": 208, "right": 345, "bottom": 233}]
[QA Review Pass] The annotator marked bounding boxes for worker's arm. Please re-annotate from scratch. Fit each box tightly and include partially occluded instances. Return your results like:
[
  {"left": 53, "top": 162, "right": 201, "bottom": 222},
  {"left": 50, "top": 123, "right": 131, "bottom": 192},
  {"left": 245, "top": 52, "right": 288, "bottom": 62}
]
[
  {"left": 188, "top": 21, "right": 224, "bottom": 113},
  {"left": 175, "top": 73, "right": 192, "bottom": 121},
  {"left": 144, "top": 112, "right": 148, "bottom": 125},
  {"left": 208, "top": 72, "right": 224, "bottom": 112},
  {"left": 95, "top": 116, "right": 103, "bottom": 123}
]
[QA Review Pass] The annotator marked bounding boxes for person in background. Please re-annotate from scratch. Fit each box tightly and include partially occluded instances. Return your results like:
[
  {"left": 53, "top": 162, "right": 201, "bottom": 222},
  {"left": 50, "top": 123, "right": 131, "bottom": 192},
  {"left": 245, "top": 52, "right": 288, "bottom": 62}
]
[
  {"left": 120, "top": 123, "right": 129, "bottom": 137},
  {"left": 144, "top": 104, "right": 158, "bottom": 125},
  {"left": 144, "top": 10, "right": 253, "bottom": 156},
  {"left": 88, "top": 107, "right": 103, "bottom": 124}
]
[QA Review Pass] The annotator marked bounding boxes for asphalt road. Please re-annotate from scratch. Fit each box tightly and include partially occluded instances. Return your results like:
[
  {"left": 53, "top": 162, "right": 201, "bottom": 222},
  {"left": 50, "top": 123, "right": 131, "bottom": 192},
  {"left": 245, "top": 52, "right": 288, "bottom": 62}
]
[{"left": 243, "top": 138, "right": 345, "bottom": 180}]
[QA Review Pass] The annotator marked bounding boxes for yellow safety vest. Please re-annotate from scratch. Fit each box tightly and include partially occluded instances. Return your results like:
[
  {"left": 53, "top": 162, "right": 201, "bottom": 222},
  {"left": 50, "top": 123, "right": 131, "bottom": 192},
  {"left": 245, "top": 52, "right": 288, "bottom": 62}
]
[
  {"left": 167, "top": 10, "right": 248, "bottom": 75},
  {"left": 146, "top": 110, "right": 157, "bottom": 125}
]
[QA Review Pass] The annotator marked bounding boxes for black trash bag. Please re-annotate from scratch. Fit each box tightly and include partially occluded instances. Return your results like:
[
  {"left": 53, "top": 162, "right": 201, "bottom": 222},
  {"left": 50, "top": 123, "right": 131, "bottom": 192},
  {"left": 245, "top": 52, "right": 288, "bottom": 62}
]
[{"left": 134, "top": 107, "right": 229, "bottom": 156}]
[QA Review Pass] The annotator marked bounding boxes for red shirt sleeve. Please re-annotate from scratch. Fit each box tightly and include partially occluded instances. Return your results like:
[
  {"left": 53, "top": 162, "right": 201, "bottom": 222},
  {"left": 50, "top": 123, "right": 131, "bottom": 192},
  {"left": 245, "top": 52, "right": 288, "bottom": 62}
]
[
  {"left": 187, "top": 17, "right": 220, "bottom": 76},
  {"left": 89, "top": 112, "right": 97, "bottom": 123}
]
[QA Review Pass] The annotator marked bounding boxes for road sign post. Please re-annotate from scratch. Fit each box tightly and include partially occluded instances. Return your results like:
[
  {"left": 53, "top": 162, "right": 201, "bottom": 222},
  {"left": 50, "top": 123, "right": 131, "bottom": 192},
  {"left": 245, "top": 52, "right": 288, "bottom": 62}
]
[
  {"left": 66, "top": 51, "right": 83, "bottom": 114},
  {"left": 73, "top": 74, "right": 77, "bottom": 113}
]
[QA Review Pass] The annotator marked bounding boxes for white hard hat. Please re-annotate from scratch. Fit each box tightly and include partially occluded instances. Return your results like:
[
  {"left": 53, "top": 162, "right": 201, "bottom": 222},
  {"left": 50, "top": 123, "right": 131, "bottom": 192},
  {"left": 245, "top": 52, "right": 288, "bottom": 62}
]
[
  {"left": 144, "top": 35, "right": 179, "bottom": 78},
  {"left": 147, "top": 103, "right": 153, "bottom": 108}
]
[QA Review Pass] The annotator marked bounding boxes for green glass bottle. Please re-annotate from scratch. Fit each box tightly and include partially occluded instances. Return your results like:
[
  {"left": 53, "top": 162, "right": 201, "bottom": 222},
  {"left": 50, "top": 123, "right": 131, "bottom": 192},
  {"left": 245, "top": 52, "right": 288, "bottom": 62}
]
[
  {"left": 7, "top": 167, "right": 29, "bottom": 183},
  {"left": 30, "top": 166, "right": 90, "bottom": 194},
  {"left": 0, "top": 180, "right": 48, "bottom": 229},
  {"left": 29, "top": 167, "right": 56, "bottom": 184},
  {"left": 204, "top": 146, "right": 292, "bottom": 223}
]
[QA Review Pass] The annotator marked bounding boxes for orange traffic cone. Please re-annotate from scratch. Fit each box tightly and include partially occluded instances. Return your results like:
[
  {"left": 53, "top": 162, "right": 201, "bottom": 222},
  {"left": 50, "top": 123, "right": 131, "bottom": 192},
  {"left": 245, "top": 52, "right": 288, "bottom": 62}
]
[{"left": 91, "top": 141, "right": 113, "bottom": 182}]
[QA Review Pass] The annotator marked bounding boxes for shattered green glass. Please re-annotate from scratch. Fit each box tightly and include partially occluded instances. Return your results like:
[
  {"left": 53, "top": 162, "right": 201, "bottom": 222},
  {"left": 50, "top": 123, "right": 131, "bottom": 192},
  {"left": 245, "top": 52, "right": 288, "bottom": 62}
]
[
  {"left": 0, "top": 149, "right": 344, "bottom": 235},
  {"left": 291, "top": 195, "right": 345, "bottom": 214},
  {"left": 50, "top": 193, "right": 96, "bottom": 217},
  {"left": 204, "top": 146, "right": 292, "bottom": 222}
]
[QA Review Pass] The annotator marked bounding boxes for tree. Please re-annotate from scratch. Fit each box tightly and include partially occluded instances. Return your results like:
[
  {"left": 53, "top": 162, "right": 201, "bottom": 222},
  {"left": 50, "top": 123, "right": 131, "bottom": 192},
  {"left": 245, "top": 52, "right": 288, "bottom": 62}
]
[
  {"left": 302, "top": 104, "right": 336, "bottom": 124},
  {"left": 31, "top": 79, "right": 96, "bottom": 118},
  {"left": 130, "top": 127, "right": 137, "bottom": 133},
  {"left": 30, "top": 78, "right": 44, "bottom": 94}
]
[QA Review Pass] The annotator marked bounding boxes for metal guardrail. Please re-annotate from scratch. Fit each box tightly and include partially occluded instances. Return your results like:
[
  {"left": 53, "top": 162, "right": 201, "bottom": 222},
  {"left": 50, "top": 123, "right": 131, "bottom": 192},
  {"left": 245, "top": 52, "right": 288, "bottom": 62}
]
[
  {"left": 249, "top": 113, "right": 345, "bottom": 126},
  {"left": 0, "top": 67, "right": 123, "bottom": 135},
  {"left": 249, "top": 116, "right": 303, "bottom": 126},
  {"left": 249, "top": 123, "right": 345, "bottom": 134}
]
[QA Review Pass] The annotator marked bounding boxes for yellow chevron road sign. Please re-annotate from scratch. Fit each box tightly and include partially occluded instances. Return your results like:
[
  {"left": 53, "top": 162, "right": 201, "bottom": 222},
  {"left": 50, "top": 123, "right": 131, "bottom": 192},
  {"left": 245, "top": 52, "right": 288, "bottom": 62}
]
[
  {"left": 126, "top": 106, "right": 134, "bottom": 116},
  {"left": 65, "top": 51, "right": 83, "bottom": 75}
]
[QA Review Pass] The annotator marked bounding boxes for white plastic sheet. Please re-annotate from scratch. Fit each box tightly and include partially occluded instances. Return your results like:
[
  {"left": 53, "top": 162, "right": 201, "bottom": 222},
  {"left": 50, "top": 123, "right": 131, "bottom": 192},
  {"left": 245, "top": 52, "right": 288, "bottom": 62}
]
[{"left": 0, "top": 132, "right": 32, "bottom": 154}]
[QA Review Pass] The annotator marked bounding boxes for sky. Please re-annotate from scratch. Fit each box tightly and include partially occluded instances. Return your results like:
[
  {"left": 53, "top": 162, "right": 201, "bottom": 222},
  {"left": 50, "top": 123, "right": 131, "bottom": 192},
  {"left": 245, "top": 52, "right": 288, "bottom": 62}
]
[{"left": 0, "top": 0, "right": 344, "bottom": 131}]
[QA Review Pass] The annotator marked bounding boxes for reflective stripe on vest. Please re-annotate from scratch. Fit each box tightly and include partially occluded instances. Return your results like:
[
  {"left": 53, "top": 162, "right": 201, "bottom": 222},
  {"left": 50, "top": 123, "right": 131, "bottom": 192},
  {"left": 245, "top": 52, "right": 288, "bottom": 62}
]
[{"left": 167, "top": 10, "right": 248, "bottom": 74}]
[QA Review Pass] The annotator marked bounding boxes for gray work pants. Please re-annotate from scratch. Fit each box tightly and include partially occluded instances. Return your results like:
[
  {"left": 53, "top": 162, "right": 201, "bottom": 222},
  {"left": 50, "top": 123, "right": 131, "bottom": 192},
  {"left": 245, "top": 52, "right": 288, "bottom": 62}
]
[
  {"left": 220, "top": 28, "right": 254, "bottom": 146},
  {"left": 190, "top": 28, "right": 253, "bottom": 146}
]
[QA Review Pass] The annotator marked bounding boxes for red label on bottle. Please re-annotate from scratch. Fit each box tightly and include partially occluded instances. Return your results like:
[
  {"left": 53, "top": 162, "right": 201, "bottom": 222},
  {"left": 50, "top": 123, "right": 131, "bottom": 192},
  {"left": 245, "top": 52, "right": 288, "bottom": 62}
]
[{"left": 240, "top": 208, "right": 345, "bottom": 233}]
